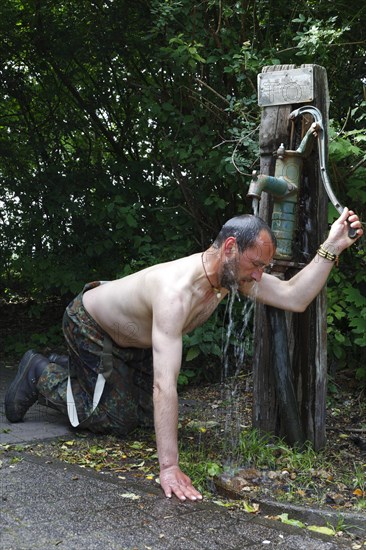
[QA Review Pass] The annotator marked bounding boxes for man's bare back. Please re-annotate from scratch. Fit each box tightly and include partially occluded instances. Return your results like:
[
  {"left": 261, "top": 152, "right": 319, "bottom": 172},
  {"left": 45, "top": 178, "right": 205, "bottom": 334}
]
[{"left": 82, "top": 252, "right": 228, "bottom": 349}]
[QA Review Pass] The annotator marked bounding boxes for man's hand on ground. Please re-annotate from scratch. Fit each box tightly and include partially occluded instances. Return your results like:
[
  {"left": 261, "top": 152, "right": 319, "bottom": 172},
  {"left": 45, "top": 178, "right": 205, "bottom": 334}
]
[{"left": 159, "top": 465, "right": 203, "bottom": 501}]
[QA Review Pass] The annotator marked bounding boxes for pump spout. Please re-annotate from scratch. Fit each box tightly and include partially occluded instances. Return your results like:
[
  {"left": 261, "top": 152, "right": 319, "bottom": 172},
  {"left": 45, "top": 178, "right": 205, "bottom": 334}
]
[
  {"left": 247, "top": 170, "right": 297, "bottom": 200},
  {"left": 247, "top": 142, "right": 299, "bottom": 202}
]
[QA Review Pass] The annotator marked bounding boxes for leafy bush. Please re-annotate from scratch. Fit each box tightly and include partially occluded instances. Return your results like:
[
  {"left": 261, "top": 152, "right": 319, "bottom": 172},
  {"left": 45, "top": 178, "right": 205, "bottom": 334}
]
[
  {"left": 326, "top": 109, "right": 366, "bottom": 383},
  {"left": 327, "top": 248, "right": 366, "bottom": 383},
  {"left": 4, "top": 323, "right": 64, "bottom": 357}
]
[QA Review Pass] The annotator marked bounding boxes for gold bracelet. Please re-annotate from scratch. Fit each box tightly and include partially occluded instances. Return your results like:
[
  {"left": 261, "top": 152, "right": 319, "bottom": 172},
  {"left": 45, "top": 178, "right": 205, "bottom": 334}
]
[{"left": 317, "top": 244, "right": 339, "bottom": 266}]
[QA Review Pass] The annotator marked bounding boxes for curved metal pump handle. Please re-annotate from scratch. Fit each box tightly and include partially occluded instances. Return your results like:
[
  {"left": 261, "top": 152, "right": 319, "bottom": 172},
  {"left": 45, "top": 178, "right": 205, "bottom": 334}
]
[{"left": 290, "top": 106, "right": 358, "bottom": 239}]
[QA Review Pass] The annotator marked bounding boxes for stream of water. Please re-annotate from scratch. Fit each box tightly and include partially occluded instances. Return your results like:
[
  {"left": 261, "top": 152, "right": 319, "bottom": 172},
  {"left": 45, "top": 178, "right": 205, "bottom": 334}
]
[
  {"left": 191, "top": 289, "right": 256, "bottom": 474},
  {"left": 251, "top": 197, "right": 259, "bottom": 217},
  {"left": 217, "top": 290, "right": 255, "bottom": 463}
]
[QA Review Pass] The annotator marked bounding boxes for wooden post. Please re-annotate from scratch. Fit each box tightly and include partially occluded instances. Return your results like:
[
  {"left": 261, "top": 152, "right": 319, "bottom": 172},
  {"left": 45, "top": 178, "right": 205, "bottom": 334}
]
[{"left": 252, "top": 65, "right": 329, "bottom": 450}]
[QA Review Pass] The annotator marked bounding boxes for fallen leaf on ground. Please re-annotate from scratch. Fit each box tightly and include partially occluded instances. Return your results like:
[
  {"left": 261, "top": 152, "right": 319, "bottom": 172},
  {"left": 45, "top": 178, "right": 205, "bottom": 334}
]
[
  {"left": 119, "top": 492, "right": 141, "bottom": 500},
  {"left": 307, "top": 525, "right": 335, "bottom": 536},
  {"left": 276, "top": 513, "right": 305, "bottom": 529}
]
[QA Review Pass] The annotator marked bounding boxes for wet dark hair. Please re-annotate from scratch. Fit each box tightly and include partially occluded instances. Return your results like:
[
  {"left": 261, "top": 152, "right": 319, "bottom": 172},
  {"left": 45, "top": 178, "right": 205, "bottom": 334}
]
[{"left": 212, "top": 214, "right": 277, "bottom": 252}]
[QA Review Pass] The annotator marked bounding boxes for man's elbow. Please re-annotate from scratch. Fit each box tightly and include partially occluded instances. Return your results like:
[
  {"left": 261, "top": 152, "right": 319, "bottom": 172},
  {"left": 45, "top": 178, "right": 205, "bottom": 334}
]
[
  {"left": 153, "top": 380, "right": 177, "bottom": 400},
  {"left": 281, "top": 295, "right": 309, "bottom": 313},
  {"left": 292, "top": 303, "right": 308, "bottom": 313},
  {"left": 153, "top": 382, "right": 165, "bottom": 399},
  {"left": 284, "top": 289, "right": 313, "bottom": 313},
  {"left": 271, "top": 297, "right": 308, "bottom": 313}
]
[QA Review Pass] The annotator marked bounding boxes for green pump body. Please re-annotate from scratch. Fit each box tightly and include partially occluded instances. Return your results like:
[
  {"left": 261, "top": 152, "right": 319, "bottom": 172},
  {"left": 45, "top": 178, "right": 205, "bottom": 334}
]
[{"left": 271, "top": 153, "right": 302, "bottom": 259}]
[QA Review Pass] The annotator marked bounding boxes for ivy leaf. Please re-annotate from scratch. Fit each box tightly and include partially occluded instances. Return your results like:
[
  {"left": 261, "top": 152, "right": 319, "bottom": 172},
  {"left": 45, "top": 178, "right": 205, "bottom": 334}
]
[{"left": 186, "top": 347, "right": 200, "bottom": 362}]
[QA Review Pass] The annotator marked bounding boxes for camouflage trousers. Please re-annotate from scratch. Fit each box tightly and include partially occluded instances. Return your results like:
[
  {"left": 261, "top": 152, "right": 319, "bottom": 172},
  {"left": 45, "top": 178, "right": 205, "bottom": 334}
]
[{"left": 37, "top": 282, "right": 154, "bottom": 435}]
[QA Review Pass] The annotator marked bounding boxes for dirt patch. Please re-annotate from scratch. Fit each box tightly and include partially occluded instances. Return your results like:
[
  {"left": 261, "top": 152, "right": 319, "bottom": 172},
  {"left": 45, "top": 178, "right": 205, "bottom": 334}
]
[{"left": 179, "top": 375, "right": 366, "bottom": 514}]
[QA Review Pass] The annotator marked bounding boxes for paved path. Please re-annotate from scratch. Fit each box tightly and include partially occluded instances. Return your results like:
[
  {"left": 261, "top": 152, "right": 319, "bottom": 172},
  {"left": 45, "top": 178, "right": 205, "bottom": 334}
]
[{"left": 0, "top": 361, "right": 363, "bottom": 549}]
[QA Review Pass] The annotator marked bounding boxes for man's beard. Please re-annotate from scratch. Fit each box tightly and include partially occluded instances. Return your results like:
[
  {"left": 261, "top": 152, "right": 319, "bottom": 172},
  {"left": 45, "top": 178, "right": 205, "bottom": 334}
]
[{"left": 219, "top": 259, "right": 240, "bottom": 291}]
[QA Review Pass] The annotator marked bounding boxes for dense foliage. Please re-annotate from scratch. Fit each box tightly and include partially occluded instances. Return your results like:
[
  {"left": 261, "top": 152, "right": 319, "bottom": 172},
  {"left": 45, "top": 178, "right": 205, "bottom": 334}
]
[{"left": 0, "top": 1, "right": 365, "bottom": 378}]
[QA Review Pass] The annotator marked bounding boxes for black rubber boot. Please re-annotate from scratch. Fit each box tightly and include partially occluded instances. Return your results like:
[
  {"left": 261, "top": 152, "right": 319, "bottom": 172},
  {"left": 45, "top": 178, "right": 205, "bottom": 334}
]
[
  {"left": 5, "top": 350, "right": 50, "bottom": 423},
  {"left": 48, "top": 353, "right": 69, "bottom": 368}
]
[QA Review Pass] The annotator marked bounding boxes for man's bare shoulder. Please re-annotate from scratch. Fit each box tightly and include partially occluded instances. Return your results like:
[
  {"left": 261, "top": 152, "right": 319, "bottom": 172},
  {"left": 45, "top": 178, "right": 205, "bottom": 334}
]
[{"left": 114, "top": 253, "right": 200, "bottom": 290}]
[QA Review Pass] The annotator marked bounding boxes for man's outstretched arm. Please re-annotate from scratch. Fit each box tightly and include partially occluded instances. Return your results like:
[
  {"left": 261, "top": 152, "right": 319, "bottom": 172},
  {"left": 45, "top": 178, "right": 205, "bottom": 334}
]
[
  {"left": 241, "top": 208, "right": 363, "bottom": 311},
  {"left": 151, "top": 294, "right": 203, "bottom": 502}
]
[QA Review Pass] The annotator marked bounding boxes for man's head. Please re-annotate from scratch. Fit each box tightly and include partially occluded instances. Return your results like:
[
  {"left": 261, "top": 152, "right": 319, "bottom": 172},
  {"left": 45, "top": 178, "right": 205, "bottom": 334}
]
[
  {"left": 212, "top": 214, "right": 276, "bottom": 252},
  {"left": 212, "top": 215, "right": 277, "bottom": 289}
]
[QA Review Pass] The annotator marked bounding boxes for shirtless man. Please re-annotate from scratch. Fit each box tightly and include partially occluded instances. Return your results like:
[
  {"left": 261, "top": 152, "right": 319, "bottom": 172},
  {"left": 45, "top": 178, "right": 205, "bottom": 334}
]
[{"left": 5, "top": 208, "right": 363, "bottom": 502}]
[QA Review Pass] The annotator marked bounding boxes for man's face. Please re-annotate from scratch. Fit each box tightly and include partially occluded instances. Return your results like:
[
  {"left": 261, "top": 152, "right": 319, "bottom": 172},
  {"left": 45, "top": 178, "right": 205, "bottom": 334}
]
[{"left": 220, "top": 230, "right": 275, "bottom": 289}]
